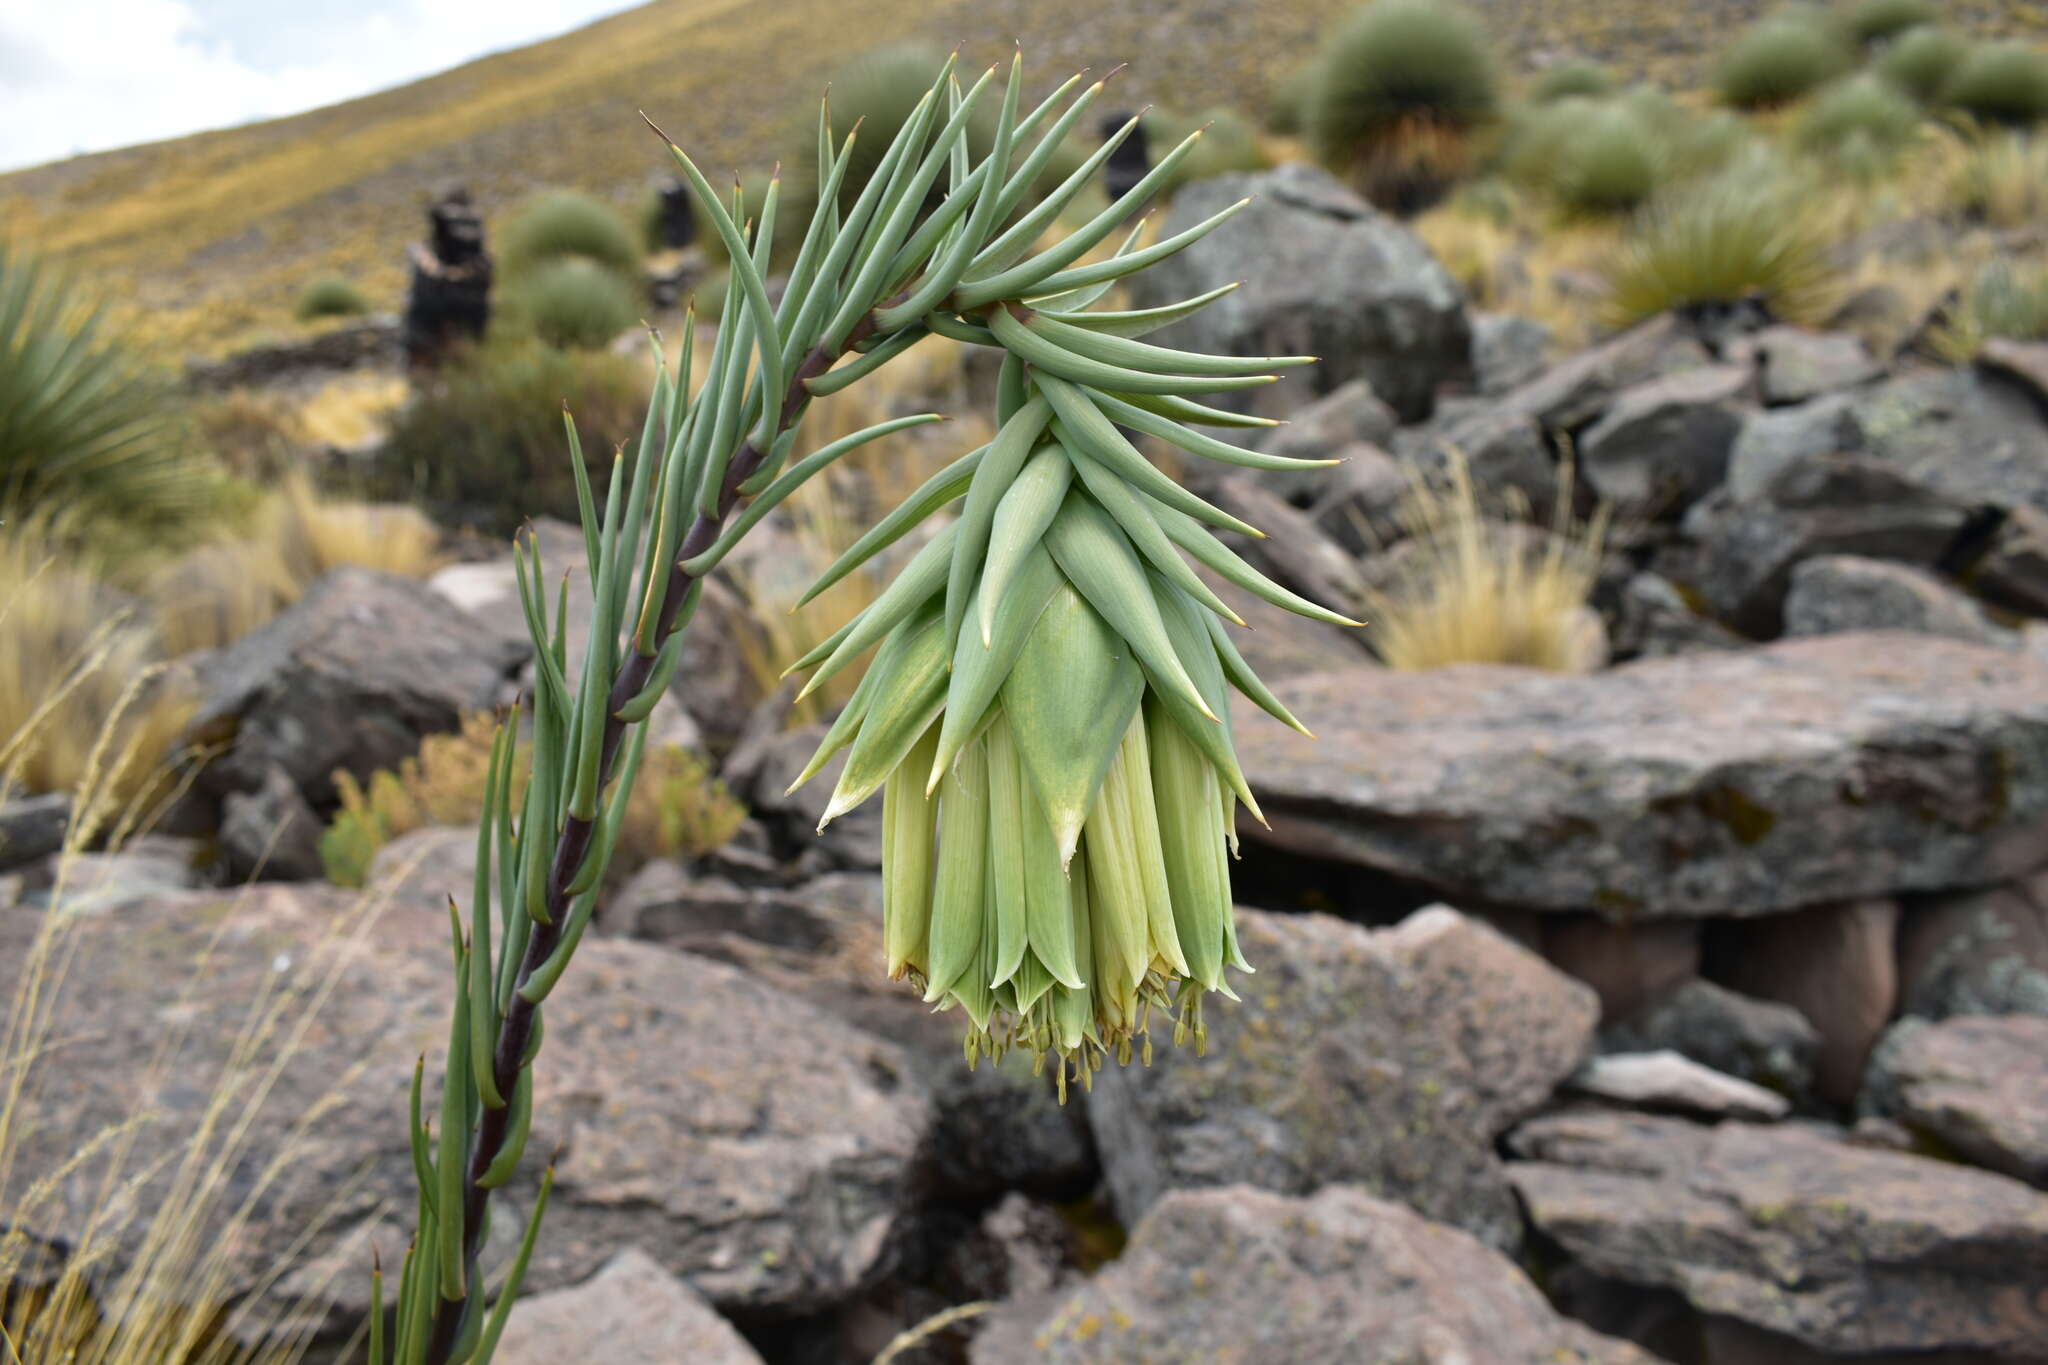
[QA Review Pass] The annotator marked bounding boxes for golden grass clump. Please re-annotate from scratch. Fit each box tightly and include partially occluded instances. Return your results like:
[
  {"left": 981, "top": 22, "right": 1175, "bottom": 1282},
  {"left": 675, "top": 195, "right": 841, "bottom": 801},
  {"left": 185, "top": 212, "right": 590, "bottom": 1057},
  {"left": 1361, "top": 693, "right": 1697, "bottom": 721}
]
[
  {"left": 1364, "top": 452, "right": 1610, "bottom": 673},
  {"left": 320, "top": 710, "right": 745, "bottom": 886},
  {"left": 0, "top": 527, "right": 195, "bottom": 806},
  {"left": 1603, "top": 171, "right": 1839, "bottom": 327},
  {"left": 2, "top": 634, "right": 364, "bottom": 1365}
]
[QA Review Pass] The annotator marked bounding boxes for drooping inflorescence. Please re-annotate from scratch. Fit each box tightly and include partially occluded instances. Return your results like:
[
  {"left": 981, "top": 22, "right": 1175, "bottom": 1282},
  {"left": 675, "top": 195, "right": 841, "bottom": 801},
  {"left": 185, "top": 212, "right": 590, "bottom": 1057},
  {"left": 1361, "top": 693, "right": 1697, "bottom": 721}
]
[{"left": 771, "top": 58, "right": 1358, "bottom": 1096}]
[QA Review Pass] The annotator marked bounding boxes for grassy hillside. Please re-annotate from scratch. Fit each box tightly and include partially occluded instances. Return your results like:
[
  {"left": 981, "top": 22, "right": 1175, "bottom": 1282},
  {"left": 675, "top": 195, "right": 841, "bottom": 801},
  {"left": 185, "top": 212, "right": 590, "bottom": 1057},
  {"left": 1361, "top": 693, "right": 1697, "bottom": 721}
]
[{"left": 3, "top": 0, "right": 2041, "bottom": 355}]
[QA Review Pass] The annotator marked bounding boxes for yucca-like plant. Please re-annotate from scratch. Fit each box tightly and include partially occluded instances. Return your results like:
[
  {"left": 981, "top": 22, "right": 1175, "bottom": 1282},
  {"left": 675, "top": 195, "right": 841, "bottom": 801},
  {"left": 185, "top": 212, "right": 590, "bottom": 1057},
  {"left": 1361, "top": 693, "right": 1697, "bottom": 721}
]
[
  {"left": 1714, "top": 17, "right": 1852, "bottom": 109},
  {"left": 1795, "top": 72, "right": 1925, "bottom": 167},
  {"left": 1941, "top": 40, "right": 2048, "bottom": 127},
  {"left": 1836, "top": 0, "right": 1936, "bottom": 48},
  {"left": 378, "top": 55, "right": 1346, "bottom": 1363}
]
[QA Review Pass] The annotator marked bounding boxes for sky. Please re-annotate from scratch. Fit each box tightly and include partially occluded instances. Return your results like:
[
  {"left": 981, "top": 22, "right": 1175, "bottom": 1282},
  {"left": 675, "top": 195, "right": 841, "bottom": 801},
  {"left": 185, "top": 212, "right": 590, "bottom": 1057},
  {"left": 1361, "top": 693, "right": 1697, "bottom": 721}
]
[{"left": 0, "top": 0, "right": 644, "bottom": 172}]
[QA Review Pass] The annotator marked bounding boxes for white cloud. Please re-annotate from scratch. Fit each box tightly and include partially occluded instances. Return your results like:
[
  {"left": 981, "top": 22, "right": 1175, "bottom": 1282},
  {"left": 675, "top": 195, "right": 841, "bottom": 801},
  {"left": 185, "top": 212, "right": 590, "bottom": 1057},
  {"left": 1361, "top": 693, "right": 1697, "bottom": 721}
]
[{"left": 0, "top": 0, "right": 636, "bottom": 172}]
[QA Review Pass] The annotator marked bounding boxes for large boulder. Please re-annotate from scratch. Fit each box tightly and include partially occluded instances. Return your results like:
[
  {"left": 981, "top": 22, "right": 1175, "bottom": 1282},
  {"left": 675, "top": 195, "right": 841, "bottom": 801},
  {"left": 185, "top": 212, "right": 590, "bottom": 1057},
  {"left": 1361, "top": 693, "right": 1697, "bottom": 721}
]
[
  {"left": 189, "top": 567, "right": 527, "bottom": 806},
  {"left": 0, "top": 882, "right": 932, "bottom": 1342},
  {"left": 1083, "top": 906, "right": 1596, "bottom": 1249},
  {"left": 494, "top": 1249, "right": 764, "bottom": 1365},
  {"left": 1755, "top": 325, "right": 1882, "bottom": 406},
  {"left": 1677, "top": 366, "right": 2048, "bottom": 633},
  {"left": 1864, "top": 1015, "right": 2048, "bottom": 1186},
  {"left": 1234, "top": 635, "right": 2048, "bottom": 918},
  {"left": 1577, "top": 364, "right": 1751, "bottom": 519},
  {"left": 1509, "top": 1109, "right": 2048, "bottom": 1356},
  {"left": 1898, "top": 870, "right": 2048, "bottom": 1019},
  {"left": 1126, "top": 164, "right": 1469, "bottom": 422},
  {"left": 1782, "top": 554, "right": 2007, "bottom": 647},
  {"left": 969, "top": 1185, "right": 1658, "bottom": 1365}
]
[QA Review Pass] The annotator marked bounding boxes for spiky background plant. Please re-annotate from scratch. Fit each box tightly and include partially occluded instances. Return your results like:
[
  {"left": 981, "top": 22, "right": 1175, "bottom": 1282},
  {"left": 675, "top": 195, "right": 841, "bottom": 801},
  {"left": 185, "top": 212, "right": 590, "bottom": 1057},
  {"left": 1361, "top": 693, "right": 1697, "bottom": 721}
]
[{"left": 378, "top": 55, "right": 1345, "bottom": 1363}]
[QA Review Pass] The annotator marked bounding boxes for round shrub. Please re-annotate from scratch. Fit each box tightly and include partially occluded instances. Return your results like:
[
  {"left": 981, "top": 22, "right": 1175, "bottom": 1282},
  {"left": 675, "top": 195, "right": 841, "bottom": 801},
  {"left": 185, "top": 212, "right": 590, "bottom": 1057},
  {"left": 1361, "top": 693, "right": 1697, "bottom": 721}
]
[
  {"left": 1605, "top": 174, "right": 1835, "bottom": 326},
  {"left": 1505, "top": 97, "right": 1664, "bottom": 215},
  {"left": 295, "top": 276, "right": 369, "bottom": 322},
  {"left": 375, "top": 340, "right": 648, "bottom": 532},
  {"left": 505, "top": 257, "right": 640, "bottom": 351},
  {"left": 1530, "top": 59, "right": 1613, "bottom": 104},
  {"left": 498, "top": 190, "right": 643, "bottom": 284},
  {"left": 1144, "top": 108, "right": 1272, "bottom": 194},
  {"left": 1942, "top": 40, "right": 2048, "bottom": 127},
  {"left": 1266, "top": 65, "right": 1319, "bottom": 134},
  {"left": 816, "top": 44, "right": 954, "bottom": 208},
  {"left": 1795, "top": 73, "right": 1924, "bottom": 161},
  {"left": 1306, "top": 0, "right": 1500, "bottom": 209},
  {"left": 1876, "top": 25, "right": 1973, "bottom": 103},
  {"left": 1714, "top": 18, "right": 1853, "bottom": 108},
  {"left": 1837, "top": 0, "right": 1937, "bottom": 47}
]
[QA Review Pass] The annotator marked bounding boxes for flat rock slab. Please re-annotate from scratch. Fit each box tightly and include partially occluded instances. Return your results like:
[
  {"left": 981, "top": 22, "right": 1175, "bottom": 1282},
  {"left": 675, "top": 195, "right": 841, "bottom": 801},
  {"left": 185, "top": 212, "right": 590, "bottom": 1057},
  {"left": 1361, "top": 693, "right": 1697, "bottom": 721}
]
[
  {"left": 1865, "top": 1015, "right": 2048, "bottom": 1187},
  {"left": 1235, "top": 634, "right": 2048, "bottom": 918},
  {"left": 1508, "top": 1109, "right": 2048, "bottom": 1355},
  {"left": 1084, "top": 906, "right": 1596, "bottom": 1250},
  {"left": 1570, "top": 1050, "right": 1790, "bottom": 1121},
  {"left": 0, "top": 882, "right": 930, "bottom": 1339},
  {"left": 969, "top": 1185, "right": 1658, "bottom": 1365},
  {"left": 494, "top": 1249, "right": 764, "bottom": 1365}
]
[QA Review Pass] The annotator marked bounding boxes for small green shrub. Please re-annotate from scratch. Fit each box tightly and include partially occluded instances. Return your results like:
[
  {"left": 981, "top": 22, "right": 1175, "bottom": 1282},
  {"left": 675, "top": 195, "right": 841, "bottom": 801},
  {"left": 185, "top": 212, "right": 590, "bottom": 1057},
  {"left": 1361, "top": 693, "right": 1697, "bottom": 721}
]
[
  {"left": 1507, "top": 97, "right": 1665, "bottom": 215},
  {"left": 1876, "top": 25, "right": 1973, "bottom": 103},
  {"left": 1836, "top": 0, "right": 1937, "bottom": 47},
  {"left": 505, "top": 257, "right": 641, "bottom": 350},
  {"left": 1938, "top": 128, "right": 2048, "bottom": 226},
  {"left": 816, "top": 44, "right": 956, "bottom": 208},
  {"left": 376, "top": 339, "right": 648, "bottom": 532},
  {"left": 1795, "top": 73, "right": 1924, "bottom": 165},
  {"left": 498, "top": 189, "right": 643, "bottom": 284},
  {"left": 0, "top": 243, "right": 222, "bottom": 540},
  {"left": 1266, "top": 65, "right": 1319, "bottom": 134},
  {"left": 1714, "top": 17, "right": 1853, "bottom": 108},
  {"left": 1934, "top": 258, "right": 2048, "bottom": 359},
  {"left": 1530, "top": 60, "right": 1613, "bottom": 103},
  {"left": 1306, "top": 0, "right": 1500, "bottom": 211},
  {"left": 1942, "top": 41, "right": 2048, "bottom": 127},
  {"left": 294, "top": 276, "right": 369, "bottom": 322},
  {"left": 1605, "top": 174, "right": 1836, "bottom": 325},
  {"left": 322, "top": 711, "right": 745, "bottom": 887}
]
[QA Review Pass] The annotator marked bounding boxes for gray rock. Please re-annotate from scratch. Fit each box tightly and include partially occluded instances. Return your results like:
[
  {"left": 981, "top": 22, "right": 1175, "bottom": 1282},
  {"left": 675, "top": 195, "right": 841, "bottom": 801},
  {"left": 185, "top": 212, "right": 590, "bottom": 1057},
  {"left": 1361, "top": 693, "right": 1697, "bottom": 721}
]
[
  {"left": 1757, "top": 326, "right": 1882, "bottom": 405},
  {"left": 1784, "top": 555, "right": 2007, "bottom": 646},
  {"left": 942, "top": 1194, "right": 1080, "bottom": 1304},
  {"left": 1605, "top": 979, "right": 1822, "bottom": 1104},
  {"left": 1493, "top": 311, "right": 1713, "bottom": 432},
  {"left": 0, "top": 881, "right": 932, "bottom": 1336},
  {"left": 430, "top": 521, "right": 732, "bottom": 754},
  {"left": 968, "top": 1185, "right": 1659, "bottom": 1365},
  {"left": 1235, "top": 635, "right": 2048, "bottom": 918},
  {"left": 44, "top": 835, "right": 201, "bottom": 915},
  {"left": 365, "top": 824, "right": 479, "bottom": 904},
  {"left": 1611, "top": 571, "right": 1750, "bottom": 658},
  {"left": 1864, "top": 1015, "right": 2048, "bottom": 1186},
  {"left": 1472, "top": 311, "right": 1555, "bottom": 395},
  {"left": 1127, "top": 163, "right": 1470, "bottom": 422},
  {"left": 1579, "top": 364, "right": 1751, "bottom": 518},
  {"left": 1570, "top": 1050, "right": 1791, "bottom": 1121},
  {"left": 1713, "top": 898, "right": 1900, "bottom": 1107},
  {"left": 724, "top": 722, "right": 882, "bottom": 870},
  {"left": 1303, "top": 440, "right": 1410, "bottom": 555},
  {"left": 1970, "top": 504, "right": 2048, "bottom": 619},
  {"left": 1400, "top": 404, "right": 1559, "bottom": 519},
  {"left": 651, "top": 870, "right": 1099, "bottom": 1204},
  {"left": 1253, "top": 378, "right": 1397, "bottom": 506},
  {"left": 1207, "top": 476, "right": 1371, "bottom": 620},
  {"left": 1084, "top": 905, "right": 1596, "bottom": 1248},
  {"left": 190, "top": 567, "right": 527, "bottom": 806},
  {"left": 494, "top": 1249, "right": 764, "bottom": 1365},
  {"left": 1206, "top": 573, "right": 1374, "bottom": 681},
  {"left": 1508, "top": 1109, "right": 2048, "bottom": 1355},
  {"left": 0, "top": 792, "right": 69, "bottom": 870},
  {"left": 1898, "top": 872, "right": 2048, "bottom": 1020},
  {"left": 1978, "top": 338, "right": 2048, "bottom": 409},
  {"left": 219, "top": 763, "right": 327, "bottom": 881},
  {"left": 1723, "top": 392, "right": 1862, "bottom": 502},
  {"left": 1849, "top": 367, "right": 2048, "bottom": 517}
]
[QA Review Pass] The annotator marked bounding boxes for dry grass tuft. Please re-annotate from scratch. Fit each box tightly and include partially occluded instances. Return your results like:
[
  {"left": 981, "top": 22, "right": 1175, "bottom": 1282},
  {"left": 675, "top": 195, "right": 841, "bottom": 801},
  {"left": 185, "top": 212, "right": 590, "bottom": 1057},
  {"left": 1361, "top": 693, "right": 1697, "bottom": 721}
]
[{"left": 1364, "top": 451, "right": 1610, "bottom": 672}]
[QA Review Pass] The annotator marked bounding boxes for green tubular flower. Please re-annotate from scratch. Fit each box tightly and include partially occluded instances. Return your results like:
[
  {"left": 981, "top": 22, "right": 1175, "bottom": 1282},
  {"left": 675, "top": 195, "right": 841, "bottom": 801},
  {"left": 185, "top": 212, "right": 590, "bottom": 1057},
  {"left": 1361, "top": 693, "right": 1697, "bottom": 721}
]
[{"left": 788, "top": 298, "right": 1349, "bottom": 1095}]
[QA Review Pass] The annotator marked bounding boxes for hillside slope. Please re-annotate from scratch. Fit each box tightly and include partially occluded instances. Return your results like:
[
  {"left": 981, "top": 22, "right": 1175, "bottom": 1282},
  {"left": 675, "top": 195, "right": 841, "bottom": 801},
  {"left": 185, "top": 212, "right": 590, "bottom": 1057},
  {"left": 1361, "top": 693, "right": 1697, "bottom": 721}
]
[{"left": 2, "top": 0, "right": 2038, "bottom": 354}]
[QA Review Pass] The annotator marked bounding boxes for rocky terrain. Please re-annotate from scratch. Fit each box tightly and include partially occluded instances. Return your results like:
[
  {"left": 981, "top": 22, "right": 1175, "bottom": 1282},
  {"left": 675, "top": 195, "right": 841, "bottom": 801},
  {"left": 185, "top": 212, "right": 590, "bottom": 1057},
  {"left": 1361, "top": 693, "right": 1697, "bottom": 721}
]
[{"left": 7, "top": 162, "right": 2048, "bottom": 1364}]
